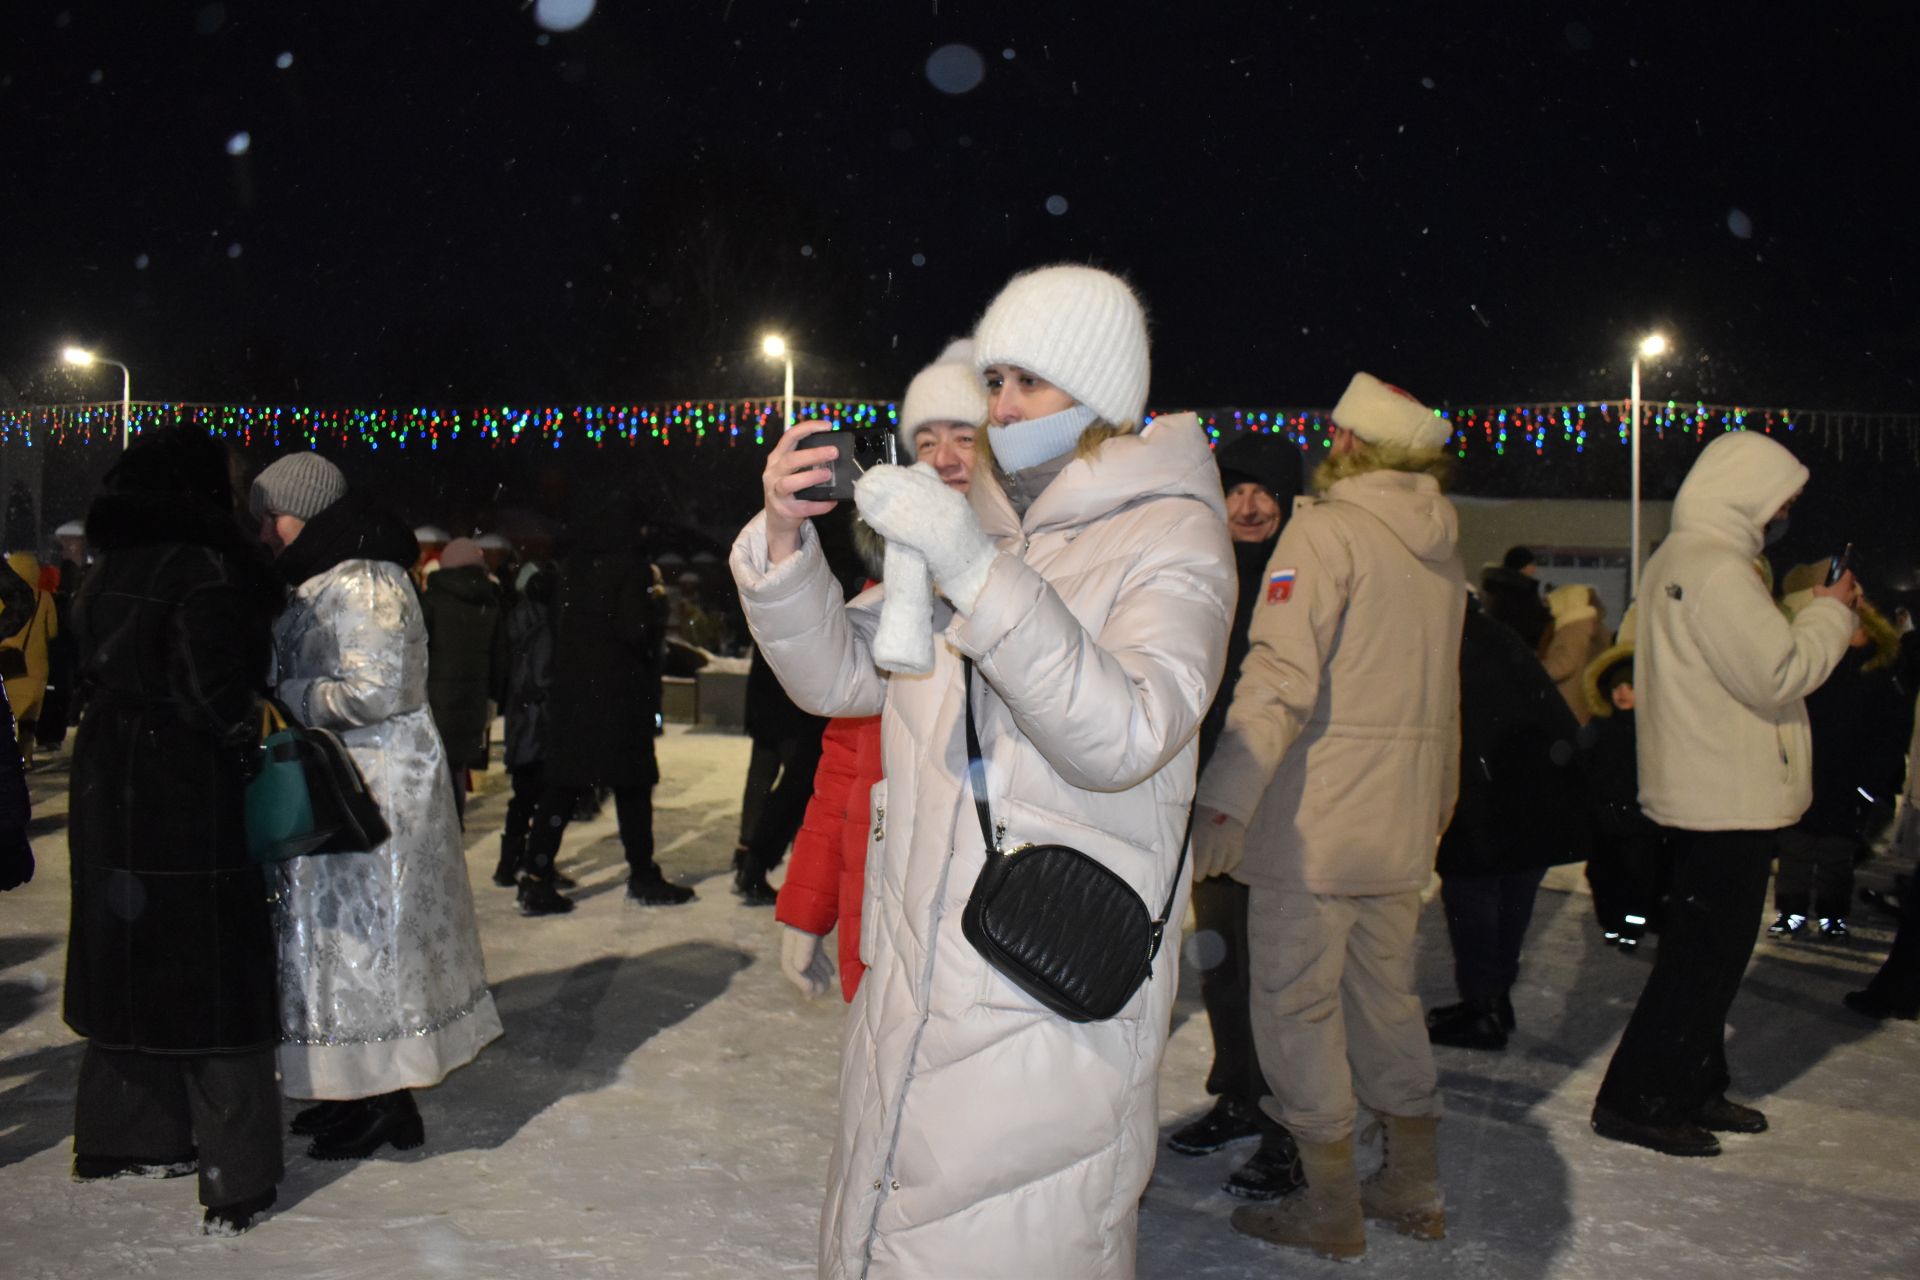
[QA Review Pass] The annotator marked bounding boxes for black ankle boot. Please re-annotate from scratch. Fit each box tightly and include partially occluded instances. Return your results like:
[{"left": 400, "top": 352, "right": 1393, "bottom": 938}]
[
  {"left": 734, "top": 863, "right": 777, "bottom": 907},
  {"left": 1426, "top": 999, "right": 1508, "bottom": 1050},
  {"left": 1167, "top": 1096, "right": 1263, "bottom": 1155},
  {"left": 289, "top": 1099, "right": 360, "bottom": 1136},
  {"left": 491, "top": 842, "right": 520, "bottom": 888},
  {"left": 1222, "top": 1129, "right": 1305, "bottom": 1200},
  {"left": 306, "top": 1090, "right": 424, "bottom": 1161},
  {"left": 203, "top": 1186, "right": 276, "bottom": 1236},
  {"left": 517, "top": 877, "right": 576, "bottom": 916}
]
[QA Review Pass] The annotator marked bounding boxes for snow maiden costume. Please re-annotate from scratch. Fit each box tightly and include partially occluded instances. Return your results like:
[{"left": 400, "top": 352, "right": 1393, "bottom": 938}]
[
  {"left": 253, "top": 455, "right": 501, "bottom": 1156},
  {"left": 732, "top": 266, "right": 1233, "bottom": 1279}
]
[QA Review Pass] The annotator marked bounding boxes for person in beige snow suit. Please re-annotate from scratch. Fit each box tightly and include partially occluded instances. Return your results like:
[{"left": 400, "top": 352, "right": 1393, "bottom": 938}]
[
  {"left": 731, "top": 264, "right": 1233, "bottom": 1279},
  {"left": 1193, "top": 373, "right": 1466, "bottom": 1261}
]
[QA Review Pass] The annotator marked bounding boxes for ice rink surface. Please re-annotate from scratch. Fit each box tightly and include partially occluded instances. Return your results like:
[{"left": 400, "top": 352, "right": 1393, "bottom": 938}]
[{"left": 4, "top": 727, "right": 1917, "bottom": 1278}]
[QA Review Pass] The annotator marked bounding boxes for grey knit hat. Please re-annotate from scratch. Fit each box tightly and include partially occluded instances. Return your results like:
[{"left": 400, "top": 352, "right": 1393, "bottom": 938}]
[{"left": 250, "top": 453, "right": 347, "bottom": 520}]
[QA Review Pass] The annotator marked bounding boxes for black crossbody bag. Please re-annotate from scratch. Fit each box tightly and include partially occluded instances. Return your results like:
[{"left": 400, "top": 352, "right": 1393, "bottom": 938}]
[{"left": 959, "top": 660, "right": 1192, "bottom": 1022}]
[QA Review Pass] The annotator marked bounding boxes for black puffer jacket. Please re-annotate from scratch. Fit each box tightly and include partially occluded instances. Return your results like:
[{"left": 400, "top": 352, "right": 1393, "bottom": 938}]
[
  {"left": 545, "top": 544, "right": 669, "bottom": 789},
  {"left": 503, "top": 563, "right": 557, "bottom": 770},
  {"left": 65, "top": 486, "right": 283, "bottom": 1052},
  {"left": 1439, "top": 594, "right": 1592, "bottom": 876}
]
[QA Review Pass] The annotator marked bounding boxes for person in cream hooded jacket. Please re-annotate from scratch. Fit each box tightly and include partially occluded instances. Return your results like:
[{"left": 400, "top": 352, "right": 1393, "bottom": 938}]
[
  {"left": 1194, "top": 373, "right": 1465, "bottom": 1261},
  {"left": 732, "top": 264, "right": 1232, "bottom": 1280},
  {"left": 1591, "top": 430, "right": 1858, "bottom": 1158}
]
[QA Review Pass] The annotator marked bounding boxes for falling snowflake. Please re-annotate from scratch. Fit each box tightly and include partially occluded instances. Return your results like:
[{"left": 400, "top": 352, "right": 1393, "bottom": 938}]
[
  {"left": 1726, "top": 208, "right": 1753, "bottom": 239},
  {"left": 533, "top": 0, "right": 597, "bottom": 34},
  {"left": 275, "top": 51, "right": 294, "bottom": 69},
  {"left": 227, "top": 243, "right": 243, "bottom": 259},
  {"left": 911, "top": 252, "right": 926, "bottom": 266},
  {"left": 925, "top": 44, "right": 985, "bottom": 95},
  {"left": 134, "top": 253, "right": 149, "bottom": 269},
  {"left": 1420, "top": 76, "right": 1436, "bottom": 89},
  {"left": 800, "top": 244, "right": 814, "bottom": 257},
  {"left": 226, "top": 131, "right": 251, "bottom": 156},
  {"left": 1044, "top": 194, "right": 1069, "bottom": 216}
]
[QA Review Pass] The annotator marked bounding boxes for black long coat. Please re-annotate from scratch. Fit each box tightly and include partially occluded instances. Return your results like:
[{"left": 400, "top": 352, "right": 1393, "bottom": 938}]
[
  {"left": 421, "top": 564, "right": 507, "bottom": 770},
  {"left": 544, "top": 548, "right": 668, "bottom": 789},
  {"left": 63, "top": 491, "right": 282, "bottom": 1053},
  {"left": 1438, "top": 595, "right": 1592, "bottom": 877}
]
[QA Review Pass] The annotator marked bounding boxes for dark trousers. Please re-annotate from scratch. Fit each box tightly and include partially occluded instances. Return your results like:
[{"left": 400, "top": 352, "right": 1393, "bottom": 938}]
[
  {"left": 1586, "top": 832, "right": 1672, "bottom": 933},
  {"left": 1440, "top": 868, "right": 1547, "bottom": 1003},
  {"left": 74, "top": 1042, "right": 282, "bottom": 1208},
  {"left": 1596, "top": 828, "right": 1777, "bottom": 1124},
  {"left": 501, "top": 762, "right": 545, "bottom": 872},
  {"left": 526, "top": 781, "right": 657, "bottom": 881},
  {"left": 1774, "top": 828, "right": 1856, "bottom": 919},
  {"left": 1864, "top": 858, "right": 1920, "bottom": 1015},
  {"left": 1192, "top": 874, "right": 1272, "bottom": 1114},
  {"left": 740, "top": 733, "right": 823, "bottom": 874}
]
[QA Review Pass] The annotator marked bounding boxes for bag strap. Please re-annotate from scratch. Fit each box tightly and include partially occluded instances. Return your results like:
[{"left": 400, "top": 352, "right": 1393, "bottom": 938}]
[
  {"left": 260, "top": 700, "right": 288, "bottom": 738},
  {"left": 962, "top": 659, "right": 1193, "bottom": 926}
]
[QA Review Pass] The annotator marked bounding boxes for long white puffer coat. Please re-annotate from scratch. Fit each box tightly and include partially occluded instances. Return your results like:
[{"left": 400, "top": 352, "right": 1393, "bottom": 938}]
[{"left": 732, "top": 414, "right": 1233, "bottom": 1280}]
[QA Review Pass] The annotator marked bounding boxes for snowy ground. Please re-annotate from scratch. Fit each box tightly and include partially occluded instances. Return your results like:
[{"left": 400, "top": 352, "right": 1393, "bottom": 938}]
[{"left": 3, "top": 727, "right": 1918, "bottom": 1279}]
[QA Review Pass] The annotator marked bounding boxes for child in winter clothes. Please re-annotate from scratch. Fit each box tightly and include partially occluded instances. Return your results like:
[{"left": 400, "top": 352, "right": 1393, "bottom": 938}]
[{"left": 1580, "top": 643, "right": 1671, "bottom": 950}]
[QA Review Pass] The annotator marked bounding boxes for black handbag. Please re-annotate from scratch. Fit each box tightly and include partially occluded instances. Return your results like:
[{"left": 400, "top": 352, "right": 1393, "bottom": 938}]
[
  {"left": 245, "top": 701, "right": 391, "bottom": 863},
  {"left": 959, "top": 660, "right": 1191, "bottom": 1023}
]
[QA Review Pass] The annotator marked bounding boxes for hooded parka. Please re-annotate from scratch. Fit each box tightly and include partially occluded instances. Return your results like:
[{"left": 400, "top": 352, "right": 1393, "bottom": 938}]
[
  {"left": 1635, "top": 433, "right": 1854, "bottom": 831},
  {"left": 1197, "top": 469, "right": 1467, "bottom": 894},
  {"left": 731, "top": 414, "right": 1232, "bottom": 1280}
]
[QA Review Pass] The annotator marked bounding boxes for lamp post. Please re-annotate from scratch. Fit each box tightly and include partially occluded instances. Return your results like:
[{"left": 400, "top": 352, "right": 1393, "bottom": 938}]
[
  {"left": 1628, "top": 332, "right": 1669, "bottom": 603},
  {"left": 762, "top": 334, "right": 794, "bottom": 430},
  {"left": 63, "top": 346, "right": 133, "bottom": 450}
]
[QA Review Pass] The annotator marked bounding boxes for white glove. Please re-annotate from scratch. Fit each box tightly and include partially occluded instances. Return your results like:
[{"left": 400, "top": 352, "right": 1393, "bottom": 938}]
[
  {"left": 872, "top": 542, "right": 935, "bottom": 675},
  {"left": 854, "top": 463, "right": 999, "bottom": 615},
  {"left": 1191, "top": 807, "right": 1247, "bottom": 881},
  {"left": 780, "top": 925, "right": 836, "bottom": 999}
]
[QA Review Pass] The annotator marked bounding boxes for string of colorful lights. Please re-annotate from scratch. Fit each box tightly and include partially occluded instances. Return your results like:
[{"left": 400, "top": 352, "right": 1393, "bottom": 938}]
[{"left": 2, "top": 398, "right": 1916, "bottom": 461}]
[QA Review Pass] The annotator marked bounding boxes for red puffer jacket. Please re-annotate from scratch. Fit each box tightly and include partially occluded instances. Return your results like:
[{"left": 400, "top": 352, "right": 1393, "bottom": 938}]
[{"left": 775, "top": 713, "right": 882, "bottom": 1001}]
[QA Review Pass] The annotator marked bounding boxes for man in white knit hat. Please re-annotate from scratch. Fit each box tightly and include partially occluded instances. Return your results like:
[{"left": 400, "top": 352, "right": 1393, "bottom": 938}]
[
  {"left": 1195, "top": 373, "right": 1465, "bottom": 1260},
  {"left": 897, "top": 337, "right": 984, "bottom": 489}
]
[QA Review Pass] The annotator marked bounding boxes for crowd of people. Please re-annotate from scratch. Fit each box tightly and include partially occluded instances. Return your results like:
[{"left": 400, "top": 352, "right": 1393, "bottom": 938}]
[{"left": 1, "top": 260, "right": 1916, "bottom": 1277}]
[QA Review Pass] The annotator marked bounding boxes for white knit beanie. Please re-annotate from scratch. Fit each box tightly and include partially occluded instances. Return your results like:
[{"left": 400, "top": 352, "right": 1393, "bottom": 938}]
[
  {"left": 897, "top": 338, "right": 987, "bottom": 455},
  {"left": 972, "top": 265, "right": 1150, "bottom": 427},
  {"left": 250, "top": 453, "right": 348, "bottom": 521},
  {"left": 1330, "top": 372, "right": 1450, "bottom": 451}
]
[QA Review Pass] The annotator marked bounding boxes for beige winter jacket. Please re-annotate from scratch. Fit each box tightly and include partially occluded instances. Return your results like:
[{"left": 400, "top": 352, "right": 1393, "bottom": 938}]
[
  {"left": 1197, "top": 469, "right": 1466, "bottom": 896},
  {"left": 1635, "top": 432, "right": 1854, "bottom": 831},
  {"left": 731, "top": 414, "right": 1233, "bottom": 1280}
]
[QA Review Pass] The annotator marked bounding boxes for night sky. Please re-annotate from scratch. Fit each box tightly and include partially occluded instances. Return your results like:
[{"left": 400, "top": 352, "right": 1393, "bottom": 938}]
[{"left": 5, "top": 1, "right": 1918, "bottom": 415}]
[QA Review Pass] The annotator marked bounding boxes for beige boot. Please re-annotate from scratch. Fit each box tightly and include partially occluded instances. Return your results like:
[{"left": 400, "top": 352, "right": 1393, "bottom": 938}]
[
  {"left": 1360, "top": 1114, "right": 1446, "bottom": 1240},
  {"left": 1229, "top": 1134, "right": 1366, "bottom": 1262}
]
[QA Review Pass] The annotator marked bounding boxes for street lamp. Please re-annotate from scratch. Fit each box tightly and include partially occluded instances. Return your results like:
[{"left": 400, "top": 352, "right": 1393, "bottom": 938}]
[
  {"left": 63, "top": 345, "right": 133, "bottom": 450},
  {"left": 1628, "top": 332, "right": 1669, "bottom": 603},
  {"left": 762, "top": 333, "right": 795, "bottom": 431}
]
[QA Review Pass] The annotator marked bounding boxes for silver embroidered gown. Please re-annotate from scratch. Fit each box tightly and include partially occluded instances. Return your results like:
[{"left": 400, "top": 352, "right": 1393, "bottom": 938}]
[{"left": 269, "top": 558, "right": 502, "bottom": 1099}]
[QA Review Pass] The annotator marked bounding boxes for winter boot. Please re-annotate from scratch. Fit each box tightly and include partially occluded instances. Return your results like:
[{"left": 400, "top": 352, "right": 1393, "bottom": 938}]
[
  {"left": 202, "top": 1187, "right": 276, "bottom": 1236},
  {"left": 72, "top": 1153, "right": 197, "bottom": 1181},
  {"left": 1360, "top": 1114, "right": 1447, "bottom": 1241},
  {"left": 1426, "top": 999, "right": 1507, "bottom": 1050},
  {"left": 1229, "top": 1133, "right": 1366, "bottom": 1261},
  {"left": 1223, "top": 1127, "right": 1305, "bottom": 1201},
  {"left": 1167, "top": 1095, "right": 1263, "bottom": 1155},
  {"left": 306, "top": 1089, "right": 424, "bottom": 1161},
  {"left": 491, "top": 836, "right": 521, "bottom": 888},
  {"left": 289, "top": 1099, "right": 361, "bottom": 1136},
  {"left": 734, "top": 861, "right": 778, "bottom": 907},
  {"left": 517, "top": 877, "right": 576, "bottom": 916}
]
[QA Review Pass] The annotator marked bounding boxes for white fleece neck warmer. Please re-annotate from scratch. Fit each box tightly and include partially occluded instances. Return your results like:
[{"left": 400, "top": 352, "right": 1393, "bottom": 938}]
[{"left": 987, "top": 403, "right": 1100, "bottom": 473}]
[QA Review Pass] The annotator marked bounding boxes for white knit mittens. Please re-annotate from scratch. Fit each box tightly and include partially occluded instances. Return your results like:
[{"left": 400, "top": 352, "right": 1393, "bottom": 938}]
[
  {"left": 855, "top": 463, "right": 999, "bottom": 660},
  {"left": 872, "top": 543, "right": 936, "bottom": 674}
]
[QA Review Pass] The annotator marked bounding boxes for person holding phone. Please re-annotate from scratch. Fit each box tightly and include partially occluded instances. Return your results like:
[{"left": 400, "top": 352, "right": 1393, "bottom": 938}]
[
  {"left": 1591, "top": 431, "right": 1859, "bottom": 1158},
  {"left": 731, "top": 264, "right": 1232, "bottom": 1279}
]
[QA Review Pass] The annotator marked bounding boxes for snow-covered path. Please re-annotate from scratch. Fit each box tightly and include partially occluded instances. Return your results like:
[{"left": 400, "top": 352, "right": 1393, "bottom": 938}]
[{"left": 3, "top": 728, "right": 1917, "bottom": 1278}]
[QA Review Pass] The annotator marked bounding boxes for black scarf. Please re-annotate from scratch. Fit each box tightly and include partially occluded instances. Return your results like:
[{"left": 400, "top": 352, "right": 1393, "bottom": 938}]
[{"left": 276, "top": 495, "right": 420, "bottom": 588}]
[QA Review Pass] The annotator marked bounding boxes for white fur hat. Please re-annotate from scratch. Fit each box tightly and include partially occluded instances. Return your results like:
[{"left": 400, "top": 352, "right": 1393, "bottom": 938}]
[
  {"left": 1331, "top": 372, "right": 1449, "bottom": 451},
  {"left": 972, "top": 265, "right": 1150, "bottom": 427},
  {"left": 898, "top": 339, "right": 987, "bottom": 454}
]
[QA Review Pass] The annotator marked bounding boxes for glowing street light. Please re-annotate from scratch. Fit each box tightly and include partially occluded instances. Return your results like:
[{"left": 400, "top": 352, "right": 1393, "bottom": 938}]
[
  {"left": 762, "top": 333, "right": 795, "bottom": 430},
  {"left": 1629, "top": 331, "right": 1670, "bottom": 602},
  {"left": 63, "top": 345, "right": 133, "bottom": 451}
]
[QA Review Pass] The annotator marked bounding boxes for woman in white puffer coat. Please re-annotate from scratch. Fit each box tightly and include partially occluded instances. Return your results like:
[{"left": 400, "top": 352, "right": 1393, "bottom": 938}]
[{"left": 731, "top": 265, "right": 1234, "bottom": 1279}]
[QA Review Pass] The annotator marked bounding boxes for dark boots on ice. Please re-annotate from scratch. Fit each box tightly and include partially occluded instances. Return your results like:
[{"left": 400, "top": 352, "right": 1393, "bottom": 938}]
[
  {"left": 306, "top": 1089, "right": 425, "bottom": 1161},
  {"left": 1167, "top": 1095, "right": 1264, "bottom": 1155},
  {"left": 1426, "top": 998, "right": 1508, "bottom": 1050}
]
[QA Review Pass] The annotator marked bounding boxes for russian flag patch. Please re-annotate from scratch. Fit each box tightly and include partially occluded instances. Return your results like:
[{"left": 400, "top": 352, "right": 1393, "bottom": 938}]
[{"left": 1267, "top": 568, "right": 1297, "bottom": 604}]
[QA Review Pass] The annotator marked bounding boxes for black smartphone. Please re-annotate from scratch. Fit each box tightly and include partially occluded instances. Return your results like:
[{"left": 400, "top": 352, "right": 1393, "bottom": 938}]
[
  {"left": 1826, "top": 542, "right": 1853, "bottom": 585},
  {"left": 796, "top": 428, "right": 899, "bottom": 502}
]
